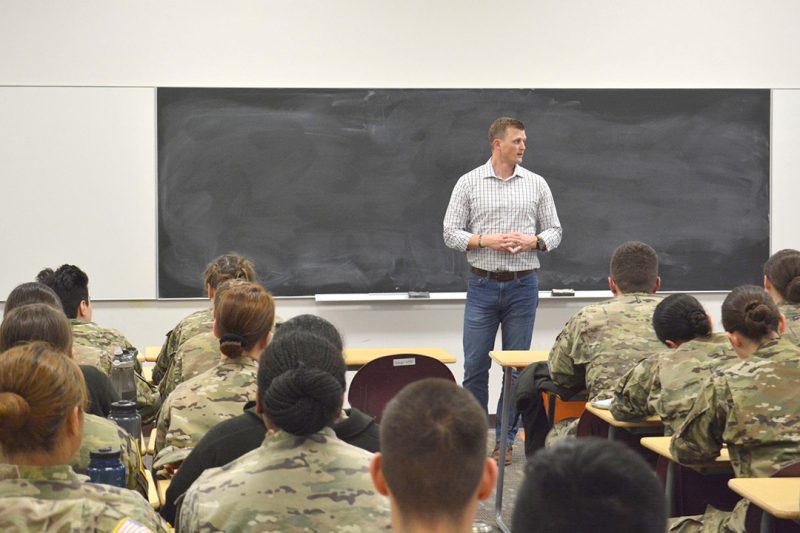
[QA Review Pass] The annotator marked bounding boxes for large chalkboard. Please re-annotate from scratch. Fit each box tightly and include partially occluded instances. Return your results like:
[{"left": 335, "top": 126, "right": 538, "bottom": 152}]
[{"left": 157, "top": 89, "right": 770, "bottom": 297}]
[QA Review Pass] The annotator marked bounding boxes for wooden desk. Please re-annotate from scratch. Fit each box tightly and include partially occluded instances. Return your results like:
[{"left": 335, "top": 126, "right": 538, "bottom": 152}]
[
  {"left": 146, "top": 428, "right": 158, "bottom": 456},
  {"left": 141, "top": 346, "right": 160, "bottom": 363},
  {"left": 344, "top": 347, "right": 456, "bottom": 368},
  {"left": 728, "top": 478, "right": 800, "bottom": 533},
  {"left": 641, "top": 436, "right": 732, "bottom": 515},
  {"left": 141, "top": 362, "right": 154, "bottom": 383},
  {"left": 157, "top": 478, "right": 171, "bottom": 509},
  {"left": 487, "top": 349, "right": 549, "bottom": 533},
  {"left": 144, "top": 469, "right": 160, "bottom": 509},
  {"left": 584, "top": 403, "right": 663, "bottom": 440}
]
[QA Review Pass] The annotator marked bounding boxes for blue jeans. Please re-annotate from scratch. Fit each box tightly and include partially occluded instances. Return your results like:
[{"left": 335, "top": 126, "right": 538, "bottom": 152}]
[{"left": 463, "top": 271, "right": 539, "bottom": 446}]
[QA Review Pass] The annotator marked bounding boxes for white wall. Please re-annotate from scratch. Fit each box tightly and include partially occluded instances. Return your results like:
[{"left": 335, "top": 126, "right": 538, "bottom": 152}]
[{"left": 1, "top": 0, "right": 798, "bottom": 413}]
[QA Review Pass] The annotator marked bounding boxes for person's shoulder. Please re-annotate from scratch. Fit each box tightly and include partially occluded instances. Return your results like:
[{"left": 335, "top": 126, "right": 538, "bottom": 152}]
[
  {"left": 516, "top": 165, "right": 547, "bottom": 181},
  {"left": 458, "top": 160, "right": 493, "bottom": 182},
  {"left": 178, "top": 331, "right": 218, "bottom": 354}
]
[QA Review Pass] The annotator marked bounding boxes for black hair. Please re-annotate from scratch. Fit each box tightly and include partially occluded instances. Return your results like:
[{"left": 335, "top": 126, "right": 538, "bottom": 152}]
[
  {"left": 274, "top": 314, "right": 343, "bottom": 351},
  {"left": 256, "top": 330, "right": 345, "bottom": 436},
  {"left": 609, "top": 241, "right": 659, "bottom": 293},
  {"left": 35, "top": 265, "right": 89, "bottom": 319},
  {"left": 4, "top": 282, "right": 63, "bottom": 314},
  {"left": 652, "top": 293, "right": 711, "bottom": 345},
  {"left": 764, "top": 249, "right": 800, "bottom": 304},
  {"left": 722, "top": 285, "right": 781, "bottom": 341},
  {"left": 513, "top": 438, "right": 666, "bottom": 533}
]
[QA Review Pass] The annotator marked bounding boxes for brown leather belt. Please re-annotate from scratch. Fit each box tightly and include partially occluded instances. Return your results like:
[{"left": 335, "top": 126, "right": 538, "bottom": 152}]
[{"left": 470, "top": 267, "right": 536, "bottom": 282}]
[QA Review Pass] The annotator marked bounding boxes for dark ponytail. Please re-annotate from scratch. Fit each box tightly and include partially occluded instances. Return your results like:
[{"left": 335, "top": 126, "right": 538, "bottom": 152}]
[
  {"left": 764, "top": 249, "right": 800, "bottom": 304},
  {"left": 652, "top": 294, "right": 711, "bottom": 345},
  {"left": 722, "top": 285, "right": 781, "bottom": 341},
  {"left": 257, "top": 330, "right": 346, "bottom": 436}
]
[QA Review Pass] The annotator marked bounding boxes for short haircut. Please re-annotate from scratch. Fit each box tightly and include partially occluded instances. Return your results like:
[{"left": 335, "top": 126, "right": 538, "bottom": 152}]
[
  {"left": 4, "top": 282, "right": 63, "bottom": 314},
  {"left": 36, "top": 264, "right": 89, "bottom": 319},
  {"left": 609, "top": 241, "right": 659, "bottom": 293},
  {"left": 513, "top": 438, "right": 666, "bottom": 533},
  {"left": 721, "top": 284, "right": 781, "bottom": 341},
  {"left": 275, "top": 314, "right": 343, "bottom": 350},
  {"left": 204, "top": 253, "right": 257, "bottom": 291},
  {"left": 652, "top": 293, "right": 711, "bottom": 345},
  {"left": 379, "top": 379, "right": 487, "bottom": 522},
  {"left": 488, "top": 117, "right": 525, "bottom": 143},
  {"left": 764, "top": 249, "right": 800, "bottom": 304}
]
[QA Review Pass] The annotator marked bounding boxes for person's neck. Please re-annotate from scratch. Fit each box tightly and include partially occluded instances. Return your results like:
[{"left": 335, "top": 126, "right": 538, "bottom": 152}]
[
  {"left": 392, "top": 508, "right": 475, "bottom": 533},
  {"left": 8, "top": 446, "right": 73, "bottom": 467},
  {"left": 490, "top": 154, "right": 516, "bottom": 180}
]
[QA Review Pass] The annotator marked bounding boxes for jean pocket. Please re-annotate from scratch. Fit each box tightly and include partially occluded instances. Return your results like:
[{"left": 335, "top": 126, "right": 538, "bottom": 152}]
[
  {"left": 468, "top": 273, "right": 488, "bottom": 287},
  {"left": 517, "top": 272, "right": 539, "bottom": 289}
]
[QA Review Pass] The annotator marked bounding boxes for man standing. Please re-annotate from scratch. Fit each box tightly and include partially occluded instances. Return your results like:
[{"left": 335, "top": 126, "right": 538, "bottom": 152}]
[{"left": 443, "top": 117, "right": 562, "bottom": 465}]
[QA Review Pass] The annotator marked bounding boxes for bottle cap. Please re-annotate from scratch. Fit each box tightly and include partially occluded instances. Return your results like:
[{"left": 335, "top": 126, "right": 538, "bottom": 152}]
[
  {"left": 89, "top": 447, "right": 121, "bottom": 459},
  {"left": 109, "top": 400, "right": 137, "bottom": 413}
]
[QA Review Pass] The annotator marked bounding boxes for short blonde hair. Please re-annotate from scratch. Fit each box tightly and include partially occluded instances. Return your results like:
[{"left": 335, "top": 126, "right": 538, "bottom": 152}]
[{"left": 488, "top": 117, "right": 525, "bottom": 143}]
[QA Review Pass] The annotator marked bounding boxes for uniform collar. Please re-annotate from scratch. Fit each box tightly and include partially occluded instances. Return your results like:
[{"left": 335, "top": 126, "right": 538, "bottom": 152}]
[
  {"left": 262, "top": 426, "right": 337, "bottom": 449},
  {"left": 0, "top": 463, "right": 84, "bottom": 483}
]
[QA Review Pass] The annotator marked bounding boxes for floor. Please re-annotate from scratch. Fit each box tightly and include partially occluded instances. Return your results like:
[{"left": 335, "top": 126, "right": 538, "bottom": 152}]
[{"left": 475, "top": 432, "right": 526, "bottom": 532}]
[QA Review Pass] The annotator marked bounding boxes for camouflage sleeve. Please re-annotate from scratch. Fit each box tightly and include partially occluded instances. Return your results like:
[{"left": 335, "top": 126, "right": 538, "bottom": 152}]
[
  {"left": 611, "top": 356, "right": 659, "bottom": 421},
  {"left": 548, "top": 317, "right": 584, "bottom": 390},
  {"left": 670, "top": 375, "right": 728, "bottom": 464},
  {"left": 152, "top": 329, "right": 176, "bottom": 385},
  {"left": 135, "top": 371, "right": 162, "bottom": 425},
  {"left": 154, "top": 395, "right": 171, "bottom": 455},
  {"left": 158, "top": 353, "right": 181, "bottom": 401},
  {"left": 176, "top": 484, "right": 200, "bottom": 533},
  {"left": 119, "top": 427, "right": 148, "bottom": 498}
]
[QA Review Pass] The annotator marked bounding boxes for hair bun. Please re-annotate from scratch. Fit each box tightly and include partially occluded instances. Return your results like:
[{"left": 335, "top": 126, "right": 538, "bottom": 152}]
[
  {"left": 0, "top": 392, "right": 31, "bottom": 432},
  {"left": 687, "top": 309, "right": 711, "bottom": 336},
  {"left": 263, "top": 366, "right": 343, "bottom": 436},
  {"left": 786, "top": 276, "right": 800, "bottom": 304}
]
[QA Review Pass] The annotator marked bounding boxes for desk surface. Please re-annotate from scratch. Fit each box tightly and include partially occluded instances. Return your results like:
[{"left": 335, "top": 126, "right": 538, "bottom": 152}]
[
  {"left": 344, "top": 347, "right": 456, "bottom": 366},
  {"left": 143, "top": 346, "right": 160, "bottom": 363},
  {"left": 640, "top": 436, "right": 730, "bottom": 467},
  {"left": 489, "top": 350, "right": 549, "bottom": 368},
  {"left": 144, "top": 469, "right": 160, "bottom": 509},
  {"left": 585, "top": 403, "right": 662, "bottom": 428},
  {"left": 157, "top": 478, "right": 171, "bottom": 508},
  {"left": 728, "top": 478, "right": 800, "bottom": 520}
]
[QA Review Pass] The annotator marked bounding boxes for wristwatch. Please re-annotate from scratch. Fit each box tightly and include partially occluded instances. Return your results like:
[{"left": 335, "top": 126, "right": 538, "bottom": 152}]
[{"left": 536, "top": 237, "right": 546, "bottom": 251}]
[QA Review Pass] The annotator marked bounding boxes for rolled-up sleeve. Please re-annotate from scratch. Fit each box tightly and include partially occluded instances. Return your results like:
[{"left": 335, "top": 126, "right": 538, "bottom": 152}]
[
  {"left": 536, "top": 179, "right": 562, "bottom": 252},
  {"left": 443, "top": 178, "right": 472, "bottom": 252}
]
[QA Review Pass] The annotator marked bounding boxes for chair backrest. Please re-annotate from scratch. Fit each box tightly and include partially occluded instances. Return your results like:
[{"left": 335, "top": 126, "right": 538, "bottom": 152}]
[
  {"left": 347, "top": 354, "right": 456, "bottom": 423},
  {"left": 744, "top": 461, "right": 800, "bottom": 533}
]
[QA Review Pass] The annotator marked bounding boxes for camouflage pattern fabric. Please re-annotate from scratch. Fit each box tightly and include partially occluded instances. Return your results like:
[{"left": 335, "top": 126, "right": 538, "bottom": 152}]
[
  {"left": 159, "top": 331, "right": 220, "bottom": 401},
  {"left": 612, "top": 333, "right": 738, "bottom": 435},
  {"left": 780, "top": 303, "right": 800, "bottom": 347},
  {"left": 177, "top": 428, "right": 391, "bottom": 532},
  {"left": 71, "top": 413, "right": 147, "bottom": 498},
  {"left": 70, "top": 319, "right": 161, "bottom": 424},
  {"left": 0, "top": 463, "right": 167, "bottom": 532},
  {"left": 548, "top": 293, "right": 664, "bottom": 401},
  {"left": 545, "top": 417, "right": 579, "bottom": 447},
  {"left": 670, "top": 337, "right": 800, "bottom": 532},
  {"left": 153, "top": 356, "right": 258, "bottom": 468},
  {"left": 72, "top": 343, "right": 113, "bottom": 374},
  {"left": 152, "top": 308, "right": 213, "bottom": 385}
]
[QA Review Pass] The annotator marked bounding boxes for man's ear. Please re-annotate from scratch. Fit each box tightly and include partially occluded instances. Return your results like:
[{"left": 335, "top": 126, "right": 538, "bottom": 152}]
[
  {"left": 608, "top": 277, "right": 619, "bottom": 295},
  {"left": 779, "top": 313, "right": 787, "bottom": 334},
  {"left": 665, "top": 340, "right": 679, "bottom": 349},
  {"left": 477, "top": 458, "right": 499, "bottom": 501},
  {"left": 764, "top": 275, "right": 773, "bottom": 292},
  {"left": 370, "top": 453, "right": 390, "bottom": 497},
  {"left": 78, "top": 300, "right": 91, "bottom": 320},
  {"left": 653, "top": 276, "right": 661, "bottom": 293}
]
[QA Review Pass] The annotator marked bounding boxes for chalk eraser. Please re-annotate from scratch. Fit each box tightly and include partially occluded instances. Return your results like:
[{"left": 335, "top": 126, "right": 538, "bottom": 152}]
[
  {"left": 551, "top": 289, "right": 575, "bottom": 297},
  {"left": 408, "top": 291, "right": 431, "bottom": 298}
]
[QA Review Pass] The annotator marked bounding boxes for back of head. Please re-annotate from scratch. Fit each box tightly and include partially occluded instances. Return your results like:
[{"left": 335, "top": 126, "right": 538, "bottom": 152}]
[
  {"left": 204, "top": 253, "right": 257, "bottom": 291},
  {"left": 0, "top": 342, "right": 87, "bottom": 455},
  {"left": 513, "top": 438, "right": 666, "bottom": 533},
  {"left": 722, "top": 285, "right": 781, "bottom": 341},
  {"left": 4, "top": 282, "right": 63, "bottom": 314},
  {"left": 214, "top": 280, "right": 275, "bottom": 358},
  {"left": 488, "top": 116, "right": 525, "bottom": 143},
  {"left": 764, "top": 249, "right": 800, "bottom": 304},
  {"left": 652, "top": 293, "right": 711, "bottom": 345},
  {"left": 275, "top": 314, "right": 343, "bottom": 350},
  {"left": 257, "top": 330, "right": 345, "bottom": 436},
  {"left": 35, "top": 264, "right": 89, "bottom": 319},
  {"left": 0, "top": 303, "right": 73, "bottom": 353},
  {"left": 379, "top": 379, "right": 487, "bottom": 522},
  {"left": 609, "top": 241, "right": 659, "bottom": 293}
]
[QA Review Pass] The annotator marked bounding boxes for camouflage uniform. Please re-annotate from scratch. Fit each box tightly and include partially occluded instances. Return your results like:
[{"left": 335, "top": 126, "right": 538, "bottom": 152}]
[
  {"left": 546, "top": 293, "right": 663, "bottom": 443},
  {"left": 152, "top": 308, "right": 213, "bottom": 385},
  {"left": 612, "top": 333, "right": 738, "bottom": 435},
  {"left": 177, "top": 428, "right": 391, "bottom": 532},
  {"left": 159, "top": 331, "right": 220, "bottom": 401},
  {"left": 0, "top": 463, "right": 167, "bottom": 532},
  {"left": 780, "top": 303, "right": 800, "bottom": 346},
  {"left": 70, "top": 319, "right": 161, "bottom": 424},
  {"left": 669, "top": 337, "right": 800, "bottom": 532},
  {"left": 72, "top": 343, "right": 113, "bottom": 374},
  {"left": 154, "top": 356, "right": 258, "bottom": 468}
]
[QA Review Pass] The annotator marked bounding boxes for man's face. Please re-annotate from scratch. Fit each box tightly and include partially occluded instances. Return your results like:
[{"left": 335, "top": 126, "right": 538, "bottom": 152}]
[{"left": 495, "top": 127, "right": 526, "bottom": 166}]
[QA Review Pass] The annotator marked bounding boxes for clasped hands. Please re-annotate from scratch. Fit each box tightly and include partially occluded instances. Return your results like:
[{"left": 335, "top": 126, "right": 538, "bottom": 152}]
[{"left": 482, "top": 232, "right": 537, "bottom": 254}]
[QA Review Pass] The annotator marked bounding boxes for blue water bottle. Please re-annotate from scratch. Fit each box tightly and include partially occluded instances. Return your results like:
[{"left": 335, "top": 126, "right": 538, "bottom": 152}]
[{"left": 87, "top": 447, "right": 126, "bottom": 488}]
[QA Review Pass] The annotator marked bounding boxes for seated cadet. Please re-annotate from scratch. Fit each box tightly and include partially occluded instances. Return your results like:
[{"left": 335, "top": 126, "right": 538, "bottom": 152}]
[
  {"left": 515, "top": 241, "right": 664, "bottom": 456},
  {"left": 160, "top": 314, "right": 379, "bottom": 524},
  {"left": 370, "top": 379, "right": 497, "bottom": 533},
  {"left": 154, "top": 281, "right": 274, "bottom": 469},
  {"left": 153, "top": 253, "right": 256, "bottom": 385},
  {"left": 611, "top": 293, "right": 737, "bottom": 434},
  {"left": 763, "top": 248, "right": 800, "bottom": 345},
  {"left": 670, "top": 285, "right": 800, "bottom": 533},
  {"left": 0, "top": 304, "right": 147, "bottom": 498},
  {"left": 4, "top": 282, "right": 119, "bottom": 417},
  {"left": 37, "top": 264, "right": 161, "bottom": 423},
  {"left": 177, "top": 331, "right": 391, "bottom": 531},
  {"left": 0, "top": 342, "right": 166, "bottom": 532},
  {"left": 512, "top": 438, "right": 666, "bottom": 533}
]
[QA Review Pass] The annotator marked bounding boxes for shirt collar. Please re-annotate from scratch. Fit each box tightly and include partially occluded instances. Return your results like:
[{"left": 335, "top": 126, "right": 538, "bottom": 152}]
[
  {"left": 0, "top": 463, "right": 83, "bottom": 483},
  {"left": 483, "top": 159, "right": 522, "bottom": 181},
  {"left": 261, "top": 426, "right": 338, "bottom": 449}
]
